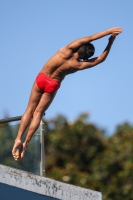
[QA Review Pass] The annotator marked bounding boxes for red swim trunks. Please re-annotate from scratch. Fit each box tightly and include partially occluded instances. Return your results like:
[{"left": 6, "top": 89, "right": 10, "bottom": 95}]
[{"left": 36, "top": 73, "right": 60, "bottom": 93}]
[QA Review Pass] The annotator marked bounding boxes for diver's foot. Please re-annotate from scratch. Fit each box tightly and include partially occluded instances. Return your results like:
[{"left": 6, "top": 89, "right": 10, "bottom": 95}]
[{"left": 12, "top": 139, "right": 23, "bottom": 161}]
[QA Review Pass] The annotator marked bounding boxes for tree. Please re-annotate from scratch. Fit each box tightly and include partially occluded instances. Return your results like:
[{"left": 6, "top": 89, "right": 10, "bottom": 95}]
[
  {"left": 43, "top": 114, "right": 133, "bottom": 200},
  {"left": 44, "top": 113, "right": 105, "bottom": 185},
  {"left": 92, "top": 122, "right": 133, "bottom": 200},
  {"left": 1, "top": 114, "right": 133, "bottom": 200}
]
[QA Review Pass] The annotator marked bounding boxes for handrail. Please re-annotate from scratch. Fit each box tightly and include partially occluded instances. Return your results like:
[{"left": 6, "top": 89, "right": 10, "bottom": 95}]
[
  {"left": 0, "top": 113, "right": 45, "bottom": 124},
  {"left": 0, "top": 116, "right": 22, "bottom": 124}
]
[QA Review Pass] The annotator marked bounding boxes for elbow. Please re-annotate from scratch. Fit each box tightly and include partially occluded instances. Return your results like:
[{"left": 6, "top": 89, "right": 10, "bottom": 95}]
[
  {"left": 98, "top": 56, "right": 107, "bottom": 63},
  {"left": 101, "top": 57, "right": 106, "bottom": 63}
]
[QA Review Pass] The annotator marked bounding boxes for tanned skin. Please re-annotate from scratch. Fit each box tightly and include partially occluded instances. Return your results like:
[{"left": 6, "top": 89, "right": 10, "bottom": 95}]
[{"left": 12, "top": 27, "right": 122, "bottom": 161}]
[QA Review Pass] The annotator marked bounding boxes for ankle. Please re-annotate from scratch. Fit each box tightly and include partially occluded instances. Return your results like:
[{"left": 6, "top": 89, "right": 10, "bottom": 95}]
[
  {"left": 15, "top": 138, "right": 22, "bottom": 142},
  {"left": 23, "top": 141, "right": 28, "bottom": 148}
]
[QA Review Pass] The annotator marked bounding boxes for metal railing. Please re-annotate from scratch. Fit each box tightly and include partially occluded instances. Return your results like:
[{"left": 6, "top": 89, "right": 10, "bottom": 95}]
[
  {"left": 0, "top": 116, "right": 45, "bottom": 176},
  {"left": 0, "top": 116, "right": 22, "bottom": 124}
]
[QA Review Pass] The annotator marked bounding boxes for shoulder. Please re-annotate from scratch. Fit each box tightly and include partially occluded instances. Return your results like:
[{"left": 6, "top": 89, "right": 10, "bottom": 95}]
[{"left": 58, "top": 46, "right": 73, "bottom": 58}]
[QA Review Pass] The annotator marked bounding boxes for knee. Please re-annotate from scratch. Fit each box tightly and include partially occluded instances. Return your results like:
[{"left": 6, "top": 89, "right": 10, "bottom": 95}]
[
  {"left": 25, "top": 107, "right": 35, "bottom": 117},
  {"left": 33, "top": 109, "right": 43, "bottom": 118}
]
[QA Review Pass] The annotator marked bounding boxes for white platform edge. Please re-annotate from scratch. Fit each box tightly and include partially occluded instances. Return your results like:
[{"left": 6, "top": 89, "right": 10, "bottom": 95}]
[{"left": 0, "top": 164, "right": 102, "bottom": 200}]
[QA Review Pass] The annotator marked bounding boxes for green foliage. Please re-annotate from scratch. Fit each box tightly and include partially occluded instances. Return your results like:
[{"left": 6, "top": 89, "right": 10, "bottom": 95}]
[
  {"left": 43, "top": 114, "right": 133, "bottom": 200},
  {"left": 0, "top": 114, "right": 133, "bottom": 200}
]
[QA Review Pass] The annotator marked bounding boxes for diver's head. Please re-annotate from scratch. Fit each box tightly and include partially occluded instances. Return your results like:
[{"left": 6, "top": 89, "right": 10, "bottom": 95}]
[{"left": 78, "top": 43, "right": 95, "bottom": 60}]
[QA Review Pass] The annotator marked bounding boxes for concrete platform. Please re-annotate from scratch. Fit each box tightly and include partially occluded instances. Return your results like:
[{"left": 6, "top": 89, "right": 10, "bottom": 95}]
[{"left": 0, "top": 164, "right": 102, "bottom": 200}]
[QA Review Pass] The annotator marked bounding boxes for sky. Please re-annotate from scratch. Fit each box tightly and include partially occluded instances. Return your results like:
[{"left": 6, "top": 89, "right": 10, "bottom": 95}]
[{"left": 0, "top": 0, "right": 133, "bottom": 135}]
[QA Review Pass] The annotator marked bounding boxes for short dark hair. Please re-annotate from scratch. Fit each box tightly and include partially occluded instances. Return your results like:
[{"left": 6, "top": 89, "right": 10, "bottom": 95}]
[{"left": 78, "top": 43, "right": 95, "bottom": 60}]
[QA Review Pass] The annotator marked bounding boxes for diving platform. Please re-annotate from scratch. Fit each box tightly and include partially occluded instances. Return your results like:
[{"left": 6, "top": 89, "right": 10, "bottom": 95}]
[{"left": 0, "top": 164, "right": 102, "bottom": 200}]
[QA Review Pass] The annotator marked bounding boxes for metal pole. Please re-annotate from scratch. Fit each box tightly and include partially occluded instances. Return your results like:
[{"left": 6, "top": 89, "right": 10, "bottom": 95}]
[
  {"left": 40, "top": 120, "right": 45, "bottom": 176},
  {"left": 0, "top": 116, "right": 22, "bottom": 124}
]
